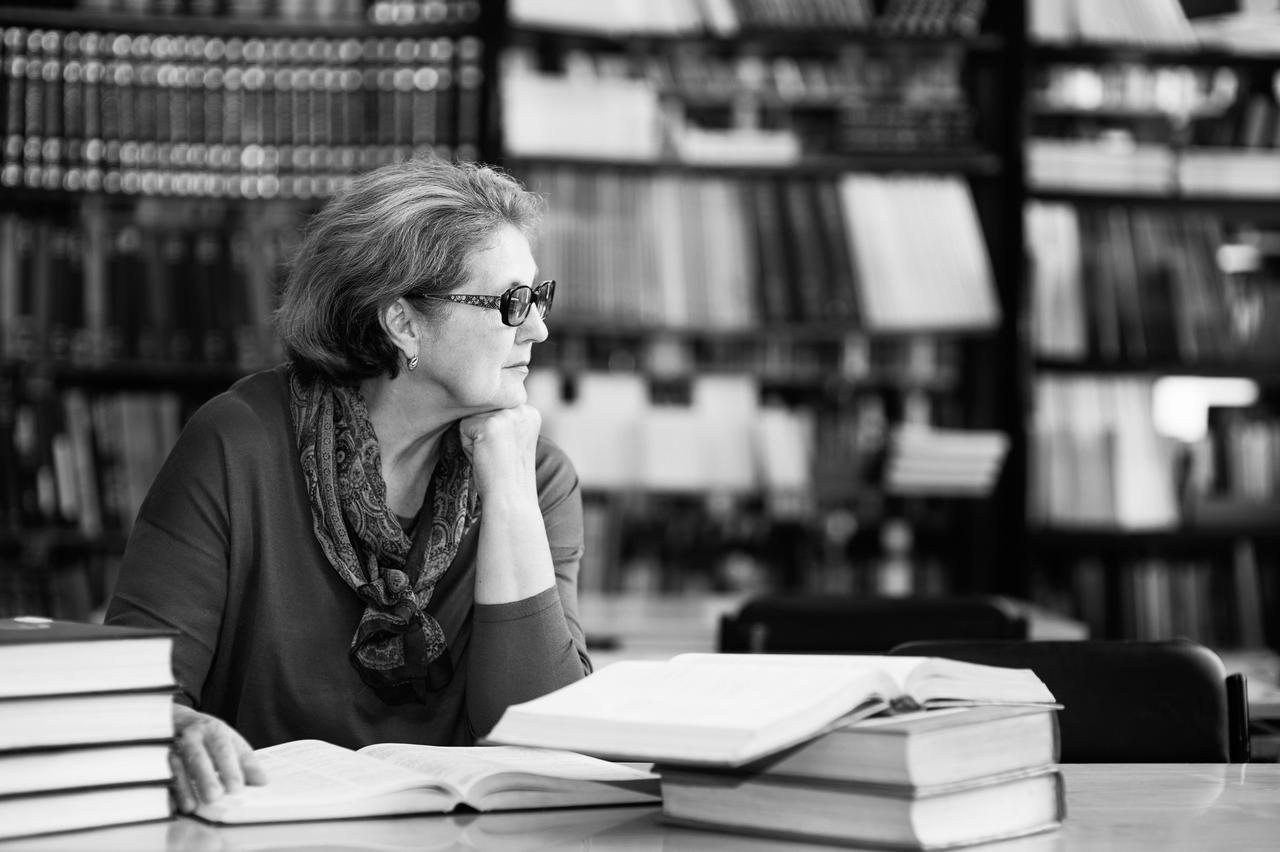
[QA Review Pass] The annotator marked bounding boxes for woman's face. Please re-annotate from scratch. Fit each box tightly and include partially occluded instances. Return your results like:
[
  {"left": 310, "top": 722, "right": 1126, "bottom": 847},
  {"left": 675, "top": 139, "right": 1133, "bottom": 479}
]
[{"left": 415, "top": 224, "right": 547, "bottom": 413}]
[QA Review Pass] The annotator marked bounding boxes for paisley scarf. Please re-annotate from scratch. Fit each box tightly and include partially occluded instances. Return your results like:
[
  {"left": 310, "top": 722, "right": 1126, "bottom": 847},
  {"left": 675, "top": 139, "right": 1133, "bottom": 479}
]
[{"left": 288, "top": 366, "right": 479, "bottom": 704}]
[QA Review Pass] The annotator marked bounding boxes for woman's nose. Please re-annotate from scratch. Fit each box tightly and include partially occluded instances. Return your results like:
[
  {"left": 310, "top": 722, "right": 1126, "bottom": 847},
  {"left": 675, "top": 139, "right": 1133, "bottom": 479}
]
[{"left": 518, "top": 306, "right": 550, "bottom": 343}]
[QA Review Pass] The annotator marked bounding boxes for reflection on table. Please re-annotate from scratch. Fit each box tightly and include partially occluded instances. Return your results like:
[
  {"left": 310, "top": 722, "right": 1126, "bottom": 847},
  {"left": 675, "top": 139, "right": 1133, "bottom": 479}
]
[{"left": 2, "top": 763, "right": 1278, "bottom": 851}]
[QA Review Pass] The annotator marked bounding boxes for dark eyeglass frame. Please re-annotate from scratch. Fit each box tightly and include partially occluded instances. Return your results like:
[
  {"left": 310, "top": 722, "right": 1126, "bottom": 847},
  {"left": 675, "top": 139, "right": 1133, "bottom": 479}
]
[{"left": 419, "top": 279, "right": 556, "bottom": 328}]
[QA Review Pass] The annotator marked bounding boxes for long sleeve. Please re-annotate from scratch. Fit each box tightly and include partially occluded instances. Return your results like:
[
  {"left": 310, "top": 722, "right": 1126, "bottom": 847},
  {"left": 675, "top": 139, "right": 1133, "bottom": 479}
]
[
  {"left": 464, "top": 436, "right": 592, "bottom": 736},
  {"left": 104, "top": 394, "right": 251, "bottom": 708}
]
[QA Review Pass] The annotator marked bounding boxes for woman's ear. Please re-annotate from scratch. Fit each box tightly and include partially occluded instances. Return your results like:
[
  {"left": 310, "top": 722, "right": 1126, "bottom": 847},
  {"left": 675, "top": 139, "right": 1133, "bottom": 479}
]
[{"left": 380, "top": 298, "right": 421, "bottom": 362}]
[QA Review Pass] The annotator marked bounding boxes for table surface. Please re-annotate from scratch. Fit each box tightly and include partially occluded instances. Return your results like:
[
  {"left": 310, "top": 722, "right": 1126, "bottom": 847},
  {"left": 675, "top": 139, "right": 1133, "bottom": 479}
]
[{"left": 3, "top": 763, "right": 1279, "bottom": 851}]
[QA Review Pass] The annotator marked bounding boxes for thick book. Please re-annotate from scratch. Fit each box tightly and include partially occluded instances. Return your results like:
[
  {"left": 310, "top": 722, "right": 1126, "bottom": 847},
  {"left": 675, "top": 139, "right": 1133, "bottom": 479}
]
[
  {"left": 659, "top": 765, "right": 1065, "bottom": 851},
  {"left": 483, "top": 654, "right": 1056, "bottom": 766},
  {"left": 0, "top": 783, "right": 172, "bottom": 841},
  {"left": 0, "top": 689, "right": 175, "bottom": 752},
  {"left": 0, "top": 616, "right": 175, "bottom": 698},
  {"left": 0, "top": 741, "right": 172, "bottom": 797},
  {"left": 193, "top": 740, "right": 661, "bottom": 825},
  {"left": 736, "top": 705, "right": 1060, "bottom": 788}
]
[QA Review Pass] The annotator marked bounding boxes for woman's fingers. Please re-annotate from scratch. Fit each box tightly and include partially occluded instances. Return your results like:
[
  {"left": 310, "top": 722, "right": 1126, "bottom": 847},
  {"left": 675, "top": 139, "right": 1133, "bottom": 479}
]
[
  {"left": 205, "top": 729, "right": 247, "bottom": 794},
  {"left": 176, "top": 724, "right": 224, "bottom": 802},
  {"left": 240, "top": 746, "right": 269, "bottom": 787},
  {"left": 169, "top": 749, "right": 198, "bottom": 814},
  {"left": 170, "top": 706, "right": 269, "bottom": 812}
]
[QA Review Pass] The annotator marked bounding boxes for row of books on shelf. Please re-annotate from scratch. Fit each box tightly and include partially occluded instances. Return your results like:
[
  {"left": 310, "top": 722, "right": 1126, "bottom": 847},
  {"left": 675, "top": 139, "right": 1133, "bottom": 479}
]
[
  {"left": 0, "top": 24, "right": 486, "bottom": 191},
  {"left": 1030, "top": 61, "right": 1240, "bottom": 119},
  {"left": 1030, "top": 375, "right": 1280, "bottom": 530},
  {"left": 541, "top": 333, "right": 962, "bottom": 390},
  {"left": 651, "top": 40, "right": 970, "bottom": 108},
  {"left": 0, "top": 617, "right": 177, "bottom": 841},
  {"left": 501, "top": 43, "right": 979, "bottom": 162},
  {"left": 1025, "top": 201, "right": 1280, "bottom": 363},
  {"left": 62, "top": 0, "right": 480, "bottom": 26},
  {"left": 4, "top": 146, "right": 443, "bottom": 197},
  {"left": 1029, "top": 137, "right": 1280, "bottom": 196},
  {"left": 1189, "top": 406, "right": 1280, "bottom": 503},
  {"left": 510, "top": 0, "right": 988, "bottom": 37},
  {"left": 527, "top": 369, "right": 813, "bottom": 499},
  {"left": 521, "top": 165, "right": 999, "bottom": 333},
  {"left": 580, "top": 493, "right": 955, "bottom": 598},
  {"left": 1041, "top": 542, "right": 1272, "bottom": 649},
  {"left": 527, "top": 368, "right": 991, "bottom": 505},
  {"left": 0, "top": 384, "right": 183, "bottom": 534},
  {"left": 0, "top": 199, "right": 296, "bottom": 367},
  {"left": 1029, "top": 0, "right": 1198, "bottom": 49},
  {"left": 0, "top": 361, "right": 975, "bottom": 539},
  {"left": 0, "top": 557, "right": 109, "bottom": 621}
]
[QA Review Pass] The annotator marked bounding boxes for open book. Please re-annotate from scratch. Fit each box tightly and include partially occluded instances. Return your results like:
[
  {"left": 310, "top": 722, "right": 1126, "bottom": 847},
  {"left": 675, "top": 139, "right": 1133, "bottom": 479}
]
[
  {"left": 484, "top": 653, "right": 1056, "bottom": 766},
  {"left": 194, "top": 740, "right": 660, "bottom": 825}
]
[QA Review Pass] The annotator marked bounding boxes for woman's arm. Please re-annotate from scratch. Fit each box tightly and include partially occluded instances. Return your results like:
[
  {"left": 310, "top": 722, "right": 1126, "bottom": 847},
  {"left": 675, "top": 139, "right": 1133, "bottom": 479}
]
[
  {"left": 459, "top": 409, "right": 592, "bottom": 735},
  {"left": 105, "top": 396, "right": 267, "bottom": 811}
]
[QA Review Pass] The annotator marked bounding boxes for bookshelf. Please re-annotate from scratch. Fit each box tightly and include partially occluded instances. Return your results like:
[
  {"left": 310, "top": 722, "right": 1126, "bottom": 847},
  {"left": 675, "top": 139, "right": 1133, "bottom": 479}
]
[
  {"left": 1021, "top": 0, "right": 1280, "bottom": 652},
  {"left": 495, "top": 0, "right": 1025, "bottom": 600},
  {"left": 0, "top": 0, "right": 494, "bottom": 620}
]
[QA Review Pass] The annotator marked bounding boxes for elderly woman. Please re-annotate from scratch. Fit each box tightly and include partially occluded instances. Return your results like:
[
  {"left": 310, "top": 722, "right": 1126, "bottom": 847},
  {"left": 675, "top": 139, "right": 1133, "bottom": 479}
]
[{"left": 105, "top": 157, "right": 590, "bottom": 813}]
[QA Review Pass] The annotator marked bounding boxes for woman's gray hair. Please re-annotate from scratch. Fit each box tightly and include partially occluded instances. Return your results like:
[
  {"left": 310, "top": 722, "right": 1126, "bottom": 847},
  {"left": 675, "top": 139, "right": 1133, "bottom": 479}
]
[{"left": 274, "top": 157, "right": 544, "bottom": 383}]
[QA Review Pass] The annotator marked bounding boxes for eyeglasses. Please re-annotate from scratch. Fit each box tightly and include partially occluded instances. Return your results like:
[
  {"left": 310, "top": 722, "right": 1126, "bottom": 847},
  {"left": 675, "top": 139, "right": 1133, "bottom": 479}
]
[{"left": 419, "top": 280, "right": 556, "bottom": 328}]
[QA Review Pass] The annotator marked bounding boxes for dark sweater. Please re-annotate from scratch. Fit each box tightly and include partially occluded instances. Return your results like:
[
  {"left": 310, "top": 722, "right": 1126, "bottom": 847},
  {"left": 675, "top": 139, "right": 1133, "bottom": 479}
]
[{"left": 105, "top": 366, "right": 591, "bottom": 749}]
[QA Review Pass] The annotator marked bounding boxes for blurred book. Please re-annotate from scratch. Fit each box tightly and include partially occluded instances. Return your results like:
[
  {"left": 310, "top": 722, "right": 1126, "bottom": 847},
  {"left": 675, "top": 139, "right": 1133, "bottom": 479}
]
[{"left": 884, "top": 425, "right": 1009, "bottom": 497}]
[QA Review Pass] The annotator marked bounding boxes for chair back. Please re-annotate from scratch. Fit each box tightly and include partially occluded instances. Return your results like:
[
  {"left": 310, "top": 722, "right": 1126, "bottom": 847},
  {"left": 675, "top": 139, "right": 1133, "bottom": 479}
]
[
  {"left": 718, "top": 595, "right": 1029, "bottom": 654},
  {"left": 889, "top": 639, "right": 1250, "bottom": 763}
]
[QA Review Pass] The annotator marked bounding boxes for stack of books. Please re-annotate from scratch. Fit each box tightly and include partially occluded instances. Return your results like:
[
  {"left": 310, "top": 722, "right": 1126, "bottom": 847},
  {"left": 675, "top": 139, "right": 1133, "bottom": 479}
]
[
  {"left": 884, "top": 424, "right": 1011, "bottom": 498},
  {"left": 485, "top": 653, "right": 1065, "bottom": 850},
  {"left": 0, "top": 617, "right": 177, "bottom": 841}
]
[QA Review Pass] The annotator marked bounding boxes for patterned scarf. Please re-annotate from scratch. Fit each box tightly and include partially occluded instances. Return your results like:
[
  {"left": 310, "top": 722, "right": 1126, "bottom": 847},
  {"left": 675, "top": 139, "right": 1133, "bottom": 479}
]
[{"left": 288, "top": 367, "right": 479, "bottom": 705}]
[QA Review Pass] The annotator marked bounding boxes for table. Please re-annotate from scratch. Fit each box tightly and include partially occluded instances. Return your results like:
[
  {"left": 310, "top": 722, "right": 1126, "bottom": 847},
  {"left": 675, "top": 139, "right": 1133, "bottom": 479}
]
[{"left": 2, "top": 764, "right": 1278, "bottom": 851}]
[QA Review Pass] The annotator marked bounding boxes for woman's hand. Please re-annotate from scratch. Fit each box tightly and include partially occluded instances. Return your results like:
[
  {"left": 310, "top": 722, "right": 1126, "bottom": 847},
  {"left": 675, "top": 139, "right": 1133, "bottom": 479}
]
[
  {"left": 458, "top": 404, "right": 542, "bottom": 494},
  {"left": 170, "top": 704, "right": 268, "bottom": 814}
]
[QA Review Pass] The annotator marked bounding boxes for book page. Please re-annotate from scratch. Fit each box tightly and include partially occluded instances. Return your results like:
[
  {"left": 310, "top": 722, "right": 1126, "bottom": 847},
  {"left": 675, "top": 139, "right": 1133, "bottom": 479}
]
[
  {"left": 674, "top": 653, "right": 922, "bottom": 692},
  {"left": 485, "top": 659, "right": 896, "bottom": 764},
  {"left": 505, "top": 660, "right": 889, "bottom": 729},
  {"left": 675, "top": 653, "right": 1056, "bottom": 706},
  {"left": 910, "top": 659, "right": 1058, "bottom": 705},
  {"left": 356, "top": 744, "right": 656, "bottom": 801},
  {"left": 218, "top": 740, "right": 453, "bottom": 806}
]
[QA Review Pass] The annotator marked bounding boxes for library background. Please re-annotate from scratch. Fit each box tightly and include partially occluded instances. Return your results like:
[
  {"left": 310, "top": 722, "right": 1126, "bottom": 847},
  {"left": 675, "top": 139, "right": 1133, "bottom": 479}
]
[{"left": 0, "top": 0, "right": 1278, "bottom": 733}]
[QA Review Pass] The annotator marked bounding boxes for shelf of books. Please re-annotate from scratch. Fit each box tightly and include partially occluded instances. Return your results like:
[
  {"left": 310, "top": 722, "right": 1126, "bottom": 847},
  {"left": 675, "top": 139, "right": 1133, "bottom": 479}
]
[
  {"left": 1021, "top": 0, "right": 1280, "bottom": 653},
  {"left": 500, "top": 0, "right": 1024, "bottom": 600},
  {"left": 0, "top": 0, "right": 494, "bottom": 620}
]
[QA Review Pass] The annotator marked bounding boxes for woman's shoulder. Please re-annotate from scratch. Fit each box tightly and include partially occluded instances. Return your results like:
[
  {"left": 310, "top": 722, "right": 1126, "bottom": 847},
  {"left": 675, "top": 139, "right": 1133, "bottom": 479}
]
[{"left": 183, "top": 365, "right": 293, "bottom": 447}]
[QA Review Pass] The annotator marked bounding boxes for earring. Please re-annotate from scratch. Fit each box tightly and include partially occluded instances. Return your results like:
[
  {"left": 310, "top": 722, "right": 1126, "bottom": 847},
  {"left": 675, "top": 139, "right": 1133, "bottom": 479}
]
[{"left": 406, "top": 353, "right": 418, "bottom": 372}]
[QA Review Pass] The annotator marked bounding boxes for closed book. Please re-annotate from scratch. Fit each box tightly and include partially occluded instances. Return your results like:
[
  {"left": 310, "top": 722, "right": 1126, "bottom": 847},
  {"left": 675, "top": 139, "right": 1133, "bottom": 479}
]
[
  {"left": 0, "top": 689, "right": 175, "bottom": 752},
  {"left": 0, "top": 783, "right": 172, "bottom": 842},
  {"left": 0, "top": 616, "right": 175, "bottom": 699},
  {"left": 741, "top": 705, "right": 1060, "bottom": 788},
  {"left": 0, "top": 742, "right": 172, "bottom": 797},
  {"left": 659, "top": 765, "right": 1065, "bottom": 850}
]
